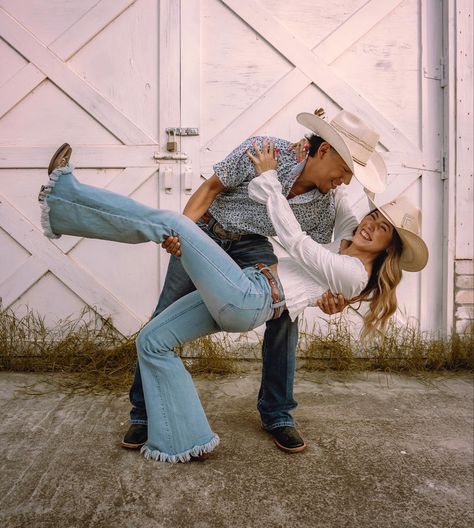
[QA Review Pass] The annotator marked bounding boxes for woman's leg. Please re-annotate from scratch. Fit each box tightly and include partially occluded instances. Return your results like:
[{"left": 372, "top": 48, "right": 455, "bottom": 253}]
[
  {"left": 39, "top": 166, "right": 275, "bottom": 332},
  {"left": 136, "top": 290, "right": 221, "bottom": 462}
]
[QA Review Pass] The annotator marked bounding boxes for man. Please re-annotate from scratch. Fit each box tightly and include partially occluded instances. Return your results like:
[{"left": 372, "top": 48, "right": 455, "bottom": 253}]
[{"left": 122, "top": 109, "right": 387, "bottom": 453}]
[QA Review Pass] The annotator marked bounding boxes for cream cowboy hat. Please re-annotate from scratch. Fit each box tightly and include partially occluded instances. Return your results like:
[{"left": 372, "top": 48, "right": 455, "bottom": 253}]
[
  {"left": 297, "top": 110, "right": 387, "bottom": 194},
  {"left": 369, "top": 195, "right": 429, "bottom": 272}
]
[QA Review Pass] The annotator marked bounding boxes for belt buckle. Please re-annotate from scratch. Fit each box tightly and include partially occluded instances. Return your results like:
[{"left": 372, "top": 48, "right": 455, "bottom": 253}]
[{"left": 212, "top": 223, "right": 240, "bottom": 241}]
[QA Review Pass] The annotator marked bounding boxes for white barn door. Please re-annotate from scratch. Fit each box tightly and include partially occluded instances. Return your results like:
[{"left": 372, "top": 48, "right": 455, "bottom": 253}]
[
  {"left": 0, "top": 0, "right": 192, "bottom": 335},
  {"left": 185, "top": 0, "right": 444, "bottom": 333}
]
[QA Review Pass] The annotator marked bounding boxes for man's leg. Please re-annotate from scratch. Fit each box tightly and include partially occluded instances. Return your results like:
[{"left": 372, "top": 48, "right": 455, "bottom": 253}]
[
  {"left": 257, "top": 313, "right": 305, "bottom": 452},
  {"left": 227, "top": 238, "right": 305, "bottom": 452},
  {"left": 124, "top": 255, "right": 196, "bottom": 448}
]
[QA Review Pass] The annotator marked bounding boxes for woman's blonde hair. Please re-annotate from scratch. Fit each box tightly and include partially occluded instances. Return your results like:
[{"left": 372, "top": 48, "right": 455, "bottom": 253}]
[{"left": 351, "top": 225, "right": 404, "bottom": 338}]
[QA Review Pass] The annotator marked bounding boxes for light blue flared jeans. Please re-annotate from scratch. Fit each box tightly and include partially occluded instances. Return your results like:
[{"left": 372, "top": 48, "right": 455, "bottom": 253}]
[{"left": 39, "top": 166, "right": 284, "bottom": 462}]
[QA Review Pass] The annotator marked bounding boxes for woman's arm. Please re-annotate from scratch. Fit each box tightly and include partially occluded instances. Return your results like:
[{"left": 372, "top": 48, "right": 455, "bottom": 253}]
[{"left": 247, "top": 142, "right": 367, "bottom": 299}]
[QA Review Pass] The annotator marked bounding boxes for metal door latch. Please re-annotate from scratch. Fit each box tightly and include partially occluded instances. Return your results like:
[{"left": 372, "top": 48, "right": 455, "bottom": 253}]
[
  {"left": 165, "top": 127, "right": 199, "bottom": 136},
  {"left": 153, "top": 152, "right": 189, "bottom": 161}
]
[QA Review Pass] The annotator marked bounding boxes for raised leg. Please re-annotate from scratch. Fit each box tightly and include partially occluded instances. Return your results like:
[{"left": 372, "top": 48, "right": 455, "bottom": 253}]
[{"left": 40, "top": 166, "right": 274, "bottom": 332}]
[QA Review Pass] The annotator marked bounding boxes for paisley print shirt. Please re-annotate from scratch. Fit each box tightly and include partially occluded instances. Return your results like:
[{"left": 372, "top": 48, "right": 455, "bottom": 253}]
[{"left": 208, "top": 136, "right": 336, "bottom": 243}]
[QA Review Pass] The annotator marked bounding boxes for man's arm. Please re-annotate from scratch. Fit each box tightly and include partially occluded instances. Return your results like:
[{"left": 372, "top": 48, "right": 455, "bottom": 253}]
[
  {"left": 182, "top": 174, "right": 225, "bottom": 221},
  {"left": 161, "top": 174, "right": 224, "bottom": 256}
]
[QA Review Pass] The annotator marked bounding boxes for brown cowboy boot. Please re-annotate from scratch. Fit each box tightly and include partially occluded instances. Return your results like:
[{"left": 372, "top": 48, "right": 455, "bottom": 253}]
[{"left": 48, "top": 143, "right": 72, "bottom": 175}]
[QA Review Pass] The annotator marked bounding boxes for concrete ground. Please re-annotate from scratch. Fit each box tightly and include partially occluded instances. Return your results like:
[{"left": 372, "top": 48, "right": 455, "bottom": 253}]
[{"left": 0, "top": 370, "right": 473, "bottom": 528}]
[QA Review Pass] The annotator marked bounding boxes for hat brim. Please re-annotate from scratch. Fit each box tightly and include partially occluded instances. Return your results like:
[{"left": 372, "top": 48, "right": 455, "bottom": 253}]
[
  {"left": 396, "top": 228, "right": 429, "bottom": 272},
  {"left": 296, "top": 112, "right": 387, "bottom": 193},
  {"left": 367, "top": 196, "right": 429, "bottom": 272}
]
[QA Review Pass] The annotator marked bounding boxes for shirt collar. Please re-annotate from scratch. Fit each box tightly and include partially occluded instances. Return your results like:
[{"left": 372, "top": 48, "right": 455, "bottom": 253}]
[{"left": 285, "top": 159, "right": 333, "bottom": 204}]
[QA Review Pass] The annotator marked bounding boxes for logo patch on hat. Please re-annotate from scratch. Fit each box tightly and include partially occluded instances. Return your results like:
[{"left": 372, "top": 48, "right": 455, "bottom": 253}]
[{"left": 401, "top": 214, "right": 414, "bottom": 230}]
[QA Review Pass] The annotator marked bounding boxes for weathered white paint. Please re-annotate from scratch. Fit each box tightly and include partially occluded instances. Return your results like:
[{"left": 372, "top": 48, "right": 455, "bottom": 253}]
[
  {"left": 0, "top": 7, "right": 154, "bottom": 144},
  {"left": 420, "top": 0, "right": 444, "bottom": 331},
  {"left": 197, "top": 0, "right": 444, "bottom": 333},
  {"left": 442, "top": 0, "right": 457, "bottom": 334},
  {"left": 0, "top": 0, "right": 166, "bottom": 334},
  {"left": 0, "top": 0, "right": 459, "bottom": 337},
  {"left": 454, "top": 0, "right": 473, "bottom": 260}
]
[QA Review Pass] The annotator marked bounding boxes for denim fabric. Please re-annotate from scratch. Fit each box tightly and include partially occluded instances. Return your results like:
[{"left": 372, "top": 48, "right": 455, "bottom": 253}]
[
  {"left": 130, "top": 222, "right": 297, "bottom": 430},
  {"left": 41, "top": 166, "right": 282, "bottom": 461}
]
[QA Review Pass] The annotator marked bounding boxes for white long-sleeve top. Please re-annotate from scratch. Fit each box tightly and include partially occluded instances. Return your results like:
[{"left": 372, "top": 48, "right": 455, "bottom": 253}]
[{"left": 248, "top": 170, "right": 368, "bottom": 321}]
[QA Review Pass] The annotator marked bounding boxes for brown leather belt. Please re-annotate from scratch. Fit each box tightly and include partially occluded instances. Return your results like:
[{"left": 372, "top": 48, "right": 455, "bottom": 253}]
[
  {"left": 255, "top": 262, "right": 286, "bottom": 320},
  {"left": 200, "top": 211, "right": 264, "bottom": 241}
]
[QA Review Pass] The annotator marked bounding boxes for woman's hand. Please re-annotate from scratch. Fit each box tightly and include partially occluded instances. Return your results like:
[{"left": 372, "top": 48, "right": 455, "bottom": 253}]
[
  {"left": 246, "top": 138, "right": 278, "bottom": 175},
  {"left": 288, "top": 138, "right": 309, "bottom": 161}
]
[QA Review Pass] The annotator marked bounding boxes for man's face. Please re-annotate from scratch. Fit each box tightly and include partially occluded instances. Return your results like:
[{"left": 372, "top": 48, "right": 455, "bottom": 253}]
[{"left": 311, "top": 144, "right": 353, "bottom": 194}]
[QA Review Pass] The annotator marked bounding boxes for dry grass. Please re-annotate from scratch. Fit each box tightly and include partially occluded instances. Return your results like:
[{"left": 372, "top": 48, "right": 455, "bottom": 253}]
[
  {"left": 0, "top": 307, "right": 472, "bottom": 394},
  {"left": 301, "top": 317, "right": 473, "bottom": 373},
  {"left": 0, "top": 306, "right": 241, "bottom": 393},
  {"left": 181, "top": 334, "right": 241, "bottom": 375},
  {"left": 0, "top": 307, "right": 136, "bottom": 393}
]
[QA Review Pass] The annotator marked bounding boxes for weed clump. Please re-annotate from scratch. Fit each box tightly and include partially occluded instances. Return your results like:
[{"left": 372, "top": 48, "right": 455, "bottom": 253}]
[
  {"left": 300, "top": 317, "right": 473, "bottom": 372},
  {"left": 0, "top": 306, "right": 240, "bottom": 392}
]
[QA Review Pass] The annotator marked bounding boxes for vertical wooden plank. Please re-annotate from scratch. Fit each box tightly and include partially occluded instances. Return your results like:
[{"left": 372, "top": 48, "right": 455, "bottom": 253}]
[
  {"left": 455, "top": 0, "right": 474, "bottom": 259},
  {"left": 180, "top": 0, "right": 201, "bottom": 201},
  {"left": 442, "top": 0, "right": 457, "bottom": 334},
  {"left": 157, "top": 0, "right": 182, "bottom": 290},
  {"left": 420, "top": 0, "right": 444, "bottom": 332}
]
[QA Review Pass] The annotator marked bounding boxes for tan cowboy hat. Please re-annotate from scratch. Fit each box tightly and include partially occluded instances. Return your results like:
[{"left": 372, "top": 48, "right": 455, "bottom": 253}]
[
  {"left": 297, "top": 110, "right": 387, "bottom": 194},
  {"left": 369, "top": 195, "right": 429, "bottom": 272}
]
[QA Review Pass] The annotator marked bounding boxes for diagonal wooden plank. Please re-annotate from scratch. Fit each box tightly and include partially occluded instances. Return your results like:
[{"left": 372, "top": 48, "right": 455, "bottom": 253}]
[
  {"left": 58, "top": 166, "right": 158, "bottom": 253},
  {"left": 0, "top": 146, "right": 158, "bottom": 168},
  {"left": 0, "top": 63, "right": 45, "bottom": 119},
  {"left": 49, "top": 0, "right": 136, "bottom": 60},
  {"left": 0, "top": 0, "right": 136, "bottom": 119},
  {"left": 0, "top": 7, "right": 155, "bottom": 145},
  {"left": 0, "top": 196, "right": 142, "bottom": 334},
  {"left": 316, "top": 0, "right": 404, "bottom": 62},
  {"left": 204, "top": 0, "right": 405, "bottom": 155},
  {"left": 0, "top": 255, "right": 48, "bottom": 308},
  {"left": 210, "top": 0, "right": 418, "bottom": 155}
]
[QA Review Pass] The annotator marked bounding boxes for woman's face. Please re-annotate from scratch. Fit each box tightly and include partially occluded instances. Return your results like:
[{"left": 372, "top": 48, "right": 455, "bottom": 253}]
[{"left": 353, "top": 210, "right": 395, "bottom": 254}]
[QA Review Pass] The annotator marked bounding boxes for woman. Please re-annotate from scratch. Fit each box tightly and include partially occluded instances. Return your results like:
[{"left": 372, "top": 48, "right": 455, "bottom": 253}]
[{"left": 38, "top": 141, "right": 428, "bottom": 463}]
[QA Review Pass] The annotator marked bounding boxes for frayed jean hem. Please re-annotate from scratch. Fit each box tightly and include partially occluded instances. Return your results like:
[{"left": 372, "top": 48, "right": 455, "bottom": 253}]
[{"left": 140, "top": 434, "right": 220, "bottom": 463}]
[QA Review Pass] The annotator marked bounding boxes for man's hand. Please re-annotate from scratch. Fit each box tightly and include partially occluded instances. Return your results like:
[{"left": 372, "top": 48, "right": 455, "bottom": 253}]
[
  {"left": 246, "top": 138, "right": 278, "bottom": 175},
  {"left": 317, "top": 291, "right": 348, "bottom": 315},
  {"left": 162, "top": 236, "right": 181, "bottom": 257}
]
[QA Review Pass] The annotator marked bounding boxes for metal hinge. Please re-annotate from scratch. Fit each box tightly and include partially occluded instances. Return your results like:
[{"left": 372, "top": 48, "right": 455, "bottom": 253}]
[
  {"left": 441, "top": 153, "right": 448, "bottom": 180},
  {"left": 440, "top": 56, "right": 447, "bottom": 88}
]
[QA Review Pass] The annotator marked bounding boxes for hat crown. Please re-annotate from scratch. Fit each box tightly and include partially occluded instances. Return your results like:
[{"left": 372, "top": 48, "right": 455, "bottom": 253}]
[
  {"left": 330, "top": 110, "right": 380, "bottom": 166},
  {"left": 380, "top": 196, "right": 422, "bottom": 236},
  {"left": 295, "top": 109, "right": 387, "bottom": 193}
]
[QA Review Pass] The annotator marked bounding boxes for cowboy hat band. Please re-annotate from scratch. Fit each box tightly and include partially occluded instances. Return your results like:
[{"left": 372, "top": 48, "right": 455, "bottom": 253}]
[
  {"left": 370, "top": 195, "right": 429, "bottom": 272},
  {"left": 331, "top": 120, "right": 376, "bottom": 166},
  {"left": 296, "top": 110, "right": 387, "bottom": 193}
]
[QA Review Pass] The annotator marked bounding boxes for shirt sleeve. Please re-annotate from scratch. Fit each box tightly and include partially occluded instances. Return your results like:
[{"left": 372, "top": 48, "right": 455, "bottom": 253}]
[
  {"left": 212, "top": 136, "right": 261, "bottom": 189},
  {"left": 333, "top": 188, "right": 359, "bottom": 241},
  {"left": 248, "top": 170, "right": 368, "bottom": 299}
]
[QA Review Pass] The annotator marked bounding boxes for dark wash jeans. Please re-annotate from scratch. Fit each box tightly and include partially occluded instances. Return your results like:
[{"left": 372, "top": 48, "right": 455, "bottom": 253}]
[{"left": 129, "top": 220, "right": 299, "bottom": 430}]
